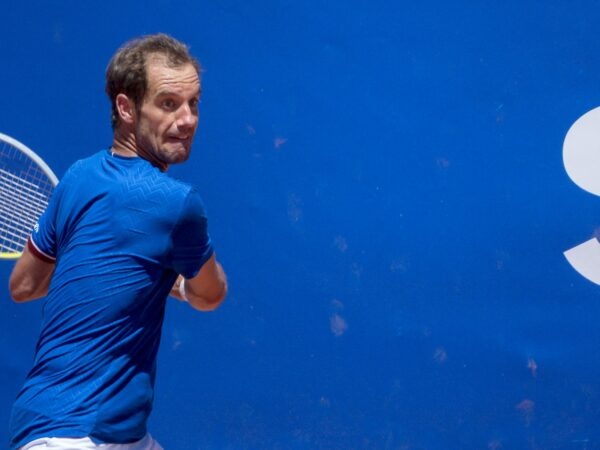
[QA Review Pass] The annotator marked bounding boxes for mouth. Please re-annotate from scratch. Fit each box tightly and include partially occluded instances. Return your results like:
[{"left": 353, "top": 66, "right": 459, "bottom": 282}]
[{"left": 166, "top": 136, "right": 192, "bottom": 147}]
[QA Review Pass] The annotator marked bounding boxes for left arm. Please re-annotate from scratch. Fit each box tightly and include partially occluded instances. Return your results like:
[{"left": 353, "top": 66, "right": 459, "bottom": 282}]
[
  {"left": 170, "top": 253, "right": 227, "bottom": 311},
  {"left": 9, "top": 242, "right": 55, "bottom": 302}
]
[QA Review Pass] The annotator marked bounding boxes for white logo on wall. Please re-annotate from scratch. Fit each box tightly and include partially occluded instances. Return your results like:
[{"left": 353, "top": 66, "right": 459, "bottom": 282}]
[{"left": 563, "top": 107, "right": 600, "bottom": 284}]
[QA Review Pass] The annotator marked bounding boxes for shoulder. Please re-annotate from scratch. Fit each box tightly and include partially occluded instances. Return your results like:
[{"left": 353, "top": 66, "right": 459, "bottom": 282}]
[
  {"left": 171, "top": 185, "right": 210, "bottom": 231},
  {"left": 182, "top": 186, "right": 208, "bottom": 218},
  {"left": 144, "top": 167, "right": 195, "bottom": 205},
  {"left": 60, "top": 150, "right": 107, "bottom": 181}
]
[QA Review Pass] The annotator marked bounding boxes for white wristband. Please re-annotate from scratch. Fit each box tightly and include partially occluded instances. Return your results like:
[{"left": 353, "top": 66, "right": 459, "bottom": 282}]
[{"left": 178, "top": 280, "right": 189, "bottom": 302}]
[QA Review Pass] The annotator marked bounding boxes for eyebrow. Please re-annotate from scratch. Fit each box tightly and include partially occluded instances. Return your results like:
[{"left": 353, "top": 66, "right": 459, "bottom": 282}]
[{"left": 155, "top": 88, "right": 202, "bottom": 98}]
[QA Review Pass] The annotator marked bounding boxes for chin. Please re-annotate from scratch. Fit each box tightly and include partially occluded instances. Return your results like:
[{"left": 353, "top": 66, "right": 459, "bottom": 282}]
[
  {"left": 163, "top": 146, "right": 191, "bottom": 164},
  {"left": 172, "top": 154, "right": 190, "bottom": 165}
]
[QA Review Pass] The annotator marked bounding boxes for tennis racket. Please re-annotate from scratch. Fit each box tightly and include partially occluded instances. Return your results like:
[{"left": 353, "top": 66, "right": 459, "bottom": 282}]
[{"left": 0, "top": 132, "right": 58, "bottom": 259}]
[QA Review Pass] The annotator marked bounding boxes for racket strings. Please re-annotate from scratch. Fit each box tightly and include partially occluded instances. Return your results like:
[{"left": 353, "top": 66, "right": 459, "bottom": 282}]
[
  {"left": 0, "top": 169, "right": 51, "bottom": 213},
  {"left": 0, "top": 140, "right": 55, "bottom": 254}
]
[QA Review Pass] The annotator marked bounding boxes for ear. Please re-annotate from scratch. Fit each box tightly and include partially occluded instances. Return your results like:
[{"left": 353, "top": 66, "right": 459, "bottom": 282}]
[{"left": 115, "top": 93, "right": 137, "bottom": 125}]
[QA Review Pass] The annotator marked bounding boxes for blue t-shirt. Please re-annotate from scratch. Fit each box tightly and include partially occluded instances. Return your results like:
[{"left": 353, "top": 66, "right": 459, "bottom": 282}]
[{"left": 9, "top": 150, "right": 214, "bottom": 449}]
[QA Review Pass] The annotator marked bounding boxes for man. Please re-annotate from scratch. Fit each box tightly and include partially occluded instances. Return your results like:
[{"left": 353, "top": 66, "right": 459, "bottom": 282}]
[{"left": 7, "top": 34, "right": 227, "bottom": 450}]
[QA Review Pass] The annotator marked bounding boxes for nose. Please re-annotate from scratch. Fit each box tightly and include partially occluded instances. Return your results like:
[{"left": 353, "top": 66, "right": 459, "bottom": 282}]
[{"left": 177, "top": 103, "right": 198, "bottom": 130}]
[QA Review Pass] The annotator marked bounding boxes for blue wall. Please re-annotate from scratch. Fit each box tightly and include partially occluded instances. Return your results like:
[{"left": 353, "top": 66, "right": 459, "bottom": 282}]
[{"left": 2, "top": 1, "right": 600, "bottom": 448}]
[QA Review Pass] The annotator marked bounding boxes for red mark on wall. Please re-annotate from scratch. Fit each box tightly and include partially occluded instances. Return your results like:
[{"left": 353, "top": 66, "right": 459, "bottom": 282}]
[
  {"left": 515, "top": 399, "right": 535, "bottom": 426},
  {"left": 527, "top": 358, "right": 538, "bottom": 378},
  {"left": 330, "top": 314, "right": 348, "bottom": 337},
  {"left": 433, "top": 347, "right": 448, "bottom": 364},
  {"left": 274, "top": 137, "right": 288, "bottom": 149}
]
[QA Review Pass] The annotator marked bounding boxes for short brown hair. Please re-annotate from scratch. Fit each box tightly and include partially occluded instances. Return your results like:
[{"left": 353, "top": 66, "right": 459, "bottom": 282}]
[{"left": 105, "top": 33, "right": 201, "bottom": 128}]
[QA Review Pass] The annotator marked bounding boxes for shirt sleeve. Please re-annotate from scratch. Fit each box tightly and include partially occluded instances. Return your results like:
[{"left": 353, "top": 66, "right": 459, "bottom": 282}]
[
  {"left": 169, "top": 187, "right": 214, "bottom": 278},
  {"left": 29, "top": 177, "right": 64, "bottom": 262}
]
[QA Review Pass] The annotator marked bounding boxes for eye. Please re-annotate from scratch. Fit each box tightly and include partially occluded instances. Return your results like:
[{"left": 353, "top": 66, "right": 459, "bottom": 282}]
[
  {"left": 161, "top": 98, "right": 176, "bottom": 110},
  {"left": 189, "top": 98, "right": 200, "bottom": 109}
]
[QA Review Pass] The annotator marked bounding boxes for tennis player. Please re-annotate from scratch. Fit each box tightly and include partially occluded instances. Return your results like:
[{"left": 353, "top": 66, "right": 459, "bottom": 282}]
[{"left": 7, "top": 34, "right": 227, "bottom": 449}]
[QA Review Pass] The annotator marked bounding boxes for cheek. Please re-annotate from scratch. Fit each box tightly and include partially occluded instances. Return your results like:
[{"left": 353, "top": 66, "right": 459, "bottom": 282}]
[
  {"left": 140, "top": 110, "right": 169, "bottom": 135},
  {"left": 156, "top": 118, "right": 175, "bottom": 135},
  {"left": 136, "top": 120, "right": 160, "bottom": 147}
]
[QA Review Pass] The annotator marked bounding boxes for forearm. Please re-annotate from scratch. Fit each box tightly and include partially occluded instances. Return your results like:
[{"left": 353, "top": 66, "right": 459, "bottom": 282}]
[
  {"left": 172, "top": 255, "right": 228, "bottom": 311},
  {"left": 9, "top": 248, "right": 55, "bottom": 302},
  {"left": 186, "top": 259, "right": 227, "bottom": 311}
]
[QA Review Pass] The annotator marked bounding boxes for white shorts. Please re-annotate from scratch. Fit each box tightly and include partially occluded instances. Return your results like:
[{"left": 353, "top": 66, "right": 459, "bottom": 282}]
[{"left": 19, "top": 434, "right": 163, "bottom": 450}]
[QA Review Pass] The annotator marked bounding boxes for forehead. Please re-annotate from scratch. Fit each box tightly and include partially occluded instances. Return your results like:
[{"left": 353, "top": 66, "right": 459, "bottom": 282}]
[{"left": 145, "top": 56, "right": 200, "bottom": 97}]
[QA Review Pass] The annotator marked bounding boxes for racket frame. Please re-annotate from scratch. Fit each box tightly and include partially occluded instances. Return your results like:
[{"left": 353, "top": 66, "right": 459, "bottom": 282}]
[{"left": 0, "top": 133, "right": 58, "bottom": 259}]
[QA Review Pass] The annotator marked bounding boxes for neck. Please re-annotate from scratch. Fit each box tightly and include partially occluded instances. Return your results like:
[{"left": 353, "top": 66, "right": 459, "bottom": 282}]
[
  {"left": 111, "top": 128, "right": 168, "bottom": 171},
  {"left": 111, "top": 129, "right": 138, "bottom": 157}
]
